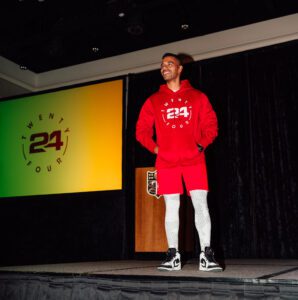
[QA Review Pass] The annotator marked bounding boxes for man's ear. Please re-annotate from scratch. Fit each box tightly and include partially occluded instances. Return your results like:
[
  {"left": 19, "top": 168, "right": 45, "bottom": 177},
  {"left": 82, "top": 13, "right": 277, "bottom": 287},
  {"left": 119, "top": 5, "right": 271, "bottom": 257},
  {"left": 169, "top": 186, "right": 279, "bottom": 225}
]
[{"left": 178, "top": 65, "right": 183, "bottom": 74}]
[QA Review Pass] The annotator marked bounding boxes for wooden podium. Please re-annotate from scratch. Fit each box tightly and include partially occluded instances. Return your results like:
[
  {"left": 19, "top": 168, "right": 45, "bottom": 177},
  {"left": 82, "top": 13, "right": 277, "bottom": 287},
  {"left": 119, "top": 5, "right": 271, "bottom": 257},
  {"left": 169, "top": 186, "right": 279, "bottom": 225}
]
[
  {"left": 135, "top": 167, "right": 195, "bottom": 252},
  {"left": 135, "top": 167, "right": 167, "bottom": 252}
]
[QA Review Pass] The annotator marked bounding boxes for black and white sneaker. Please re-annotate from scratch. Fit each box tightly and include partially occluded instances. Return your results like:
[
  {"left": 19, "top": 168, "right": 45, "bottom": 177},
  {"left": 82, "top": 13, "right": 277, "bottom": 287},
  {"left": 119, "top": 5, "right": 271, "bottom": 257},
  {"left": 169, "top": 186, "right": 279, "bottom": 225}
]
[
  {"left": 199, "top": 247, "right": 223, "bottom": 272},
  {"left": 157, "top": 248, "right": 181, "bottom": 271}
]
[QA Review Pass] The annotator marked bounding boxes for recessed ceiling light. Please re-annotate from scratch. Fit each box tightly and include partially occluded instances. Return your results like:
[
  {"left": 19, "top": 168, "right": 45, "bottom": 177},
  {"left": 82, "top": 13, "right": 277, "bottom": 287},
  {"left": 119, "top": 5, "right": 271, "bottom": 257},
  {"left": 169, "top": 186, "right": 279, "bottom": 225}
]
[
  {"left": 92, "top": 47, "right": 99, "bottom": 53},
  {"left": 181, "top": 24, "right": 189, "bottom": 30}
]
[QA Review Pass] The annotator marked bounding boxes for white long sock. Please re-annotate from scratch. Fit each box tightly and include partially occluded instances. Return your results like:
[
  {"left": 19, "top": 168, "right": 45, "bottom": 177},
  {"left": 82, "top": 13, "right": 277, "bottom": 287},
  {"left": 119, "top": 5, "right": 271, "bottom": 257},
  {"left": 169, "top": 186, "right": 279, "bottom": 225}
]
[
  {"left": 190, "top": 189, "right": 211, "bottom": 251},
  {"left": 163, "top": 194, "right": 180, "bottom": 250}
]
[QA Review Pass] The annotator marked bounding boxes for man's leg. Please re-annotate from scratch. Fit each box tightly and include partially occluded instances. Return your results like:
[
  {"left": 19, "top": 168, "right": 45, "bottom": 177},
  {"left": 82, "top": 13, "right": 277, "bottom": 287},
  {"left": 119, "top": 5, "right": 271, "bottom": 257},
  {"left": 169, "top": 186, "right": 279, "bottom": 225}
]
[
  {"left": 157, "top": 193, "right": 181, "bottom": 271},
  {"left": 190, "top": 189, "right": 223, "bottom": 272},
  {"left": 189, "top": 190, "right": 211, "bottom": 250},
  {"left": 164, "top": 193, "right": 180, "bottom": 249}
]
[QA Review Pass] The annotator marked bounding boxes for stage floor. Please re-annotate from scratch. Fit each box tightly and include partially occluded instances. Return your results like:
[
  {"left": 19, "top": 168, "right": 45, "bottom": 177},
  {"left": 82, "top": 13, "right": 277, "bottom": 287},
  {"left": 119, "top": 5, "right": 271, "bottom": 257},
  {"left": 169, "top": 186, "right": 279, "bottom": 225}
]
[
  {"left": 1, "top": 259, "right": 298, "bottom": 282},
  {"left": 1, "top": 259, "right": 298, "bottom": 299}
]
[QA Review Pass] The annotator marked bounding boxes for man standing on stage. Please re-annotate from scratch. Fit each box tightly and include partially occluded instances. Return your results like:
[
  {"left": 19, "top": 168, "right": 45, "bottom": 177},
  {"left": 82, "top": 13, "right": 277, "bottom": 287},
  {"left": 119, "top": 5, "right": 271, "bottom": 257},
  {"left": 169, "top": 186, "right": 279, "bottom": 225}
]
[{"left": 136, "top": 53, "right": 223, "bottom": 272}]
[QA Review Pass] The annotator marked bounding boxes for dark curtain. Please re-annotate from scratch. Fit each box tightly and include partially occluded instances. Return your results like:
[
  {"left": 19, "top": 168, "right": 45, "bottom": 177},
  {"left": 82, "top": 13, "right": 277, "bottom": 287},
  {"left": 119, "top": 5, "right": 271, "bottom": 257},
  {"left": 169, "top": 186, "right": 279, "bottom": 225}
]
[
  {"left": 198, "top": 53, "right": 253, "bottom": 258},
  {"left": 205, "top": 42, "right": 298, "bottom": 258},
  {"left": 130, "top": 40, "right": 298, "bottom": 259},
  {"left": 245, "top": 43, "right": 298, "bottom": 258}
]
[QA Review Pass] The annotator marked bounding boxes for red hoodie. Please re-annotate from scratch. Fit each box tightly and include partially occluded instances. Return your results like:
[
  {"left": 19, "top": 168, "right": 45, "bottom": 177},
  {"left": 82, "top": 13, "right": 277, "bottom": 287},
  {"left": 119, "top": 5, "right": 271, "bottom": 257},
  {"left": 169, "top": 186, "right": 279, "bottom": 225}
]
[{"left": 136, "top": 80, "right": 218, "bottom": 168}]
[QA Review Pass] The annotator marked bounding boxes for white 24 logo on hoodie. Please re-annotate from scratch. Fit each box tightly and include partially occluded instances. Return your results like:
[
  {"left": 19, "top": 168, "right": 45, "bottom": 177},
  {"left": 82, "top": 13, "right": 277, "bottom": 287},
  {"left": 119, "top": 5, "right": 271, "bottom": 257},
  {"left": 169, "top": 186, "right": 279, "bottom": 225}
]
[
  {"left": 166, "top": 107, "right": 189, "bottom": 119},
  {"left": 161, "top": 98, "right": 192, "bottom": 129}
]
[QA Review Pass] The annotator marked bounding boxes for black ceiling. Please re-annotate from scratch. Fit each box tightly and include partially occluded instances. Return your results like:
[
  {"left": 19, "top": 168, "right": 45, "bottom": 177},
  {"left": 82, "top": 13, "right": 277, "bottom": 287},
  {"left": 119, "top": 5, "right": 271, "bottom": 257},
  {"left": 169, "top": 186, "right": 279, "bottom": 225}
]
[{"left": 1, "top": 0, "right": 297, "bottom": 73}]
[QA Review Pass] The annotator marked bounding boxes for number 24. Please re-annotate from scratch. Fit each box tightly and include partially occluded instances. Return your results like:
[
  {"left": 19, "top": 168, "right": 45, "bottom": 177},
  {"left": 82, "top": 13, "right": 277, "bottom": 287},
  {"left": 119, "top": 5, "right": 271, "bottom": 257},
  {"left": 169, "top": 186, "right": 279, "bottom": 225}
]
[
  {"left": 29, "top": 130, "right": 63, "bottom": 154},
  {"left": 166, "top": 107, "right": 189, "bottom": 119}
]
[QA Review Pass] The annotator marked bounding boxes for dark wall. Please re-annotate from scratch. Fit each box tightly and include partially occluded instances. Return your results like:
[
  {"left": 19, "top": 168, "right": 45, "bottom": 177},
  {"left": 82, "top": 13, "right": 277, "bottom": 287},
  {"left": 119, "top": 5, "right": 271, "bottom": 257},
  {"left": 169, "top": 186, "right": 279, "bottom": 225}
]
[
  {"left": 0, "top": 40, "right": 297, "bottom": 266},
  {"left": 0, "top": 191, "right": 128, "bottom": 266}
]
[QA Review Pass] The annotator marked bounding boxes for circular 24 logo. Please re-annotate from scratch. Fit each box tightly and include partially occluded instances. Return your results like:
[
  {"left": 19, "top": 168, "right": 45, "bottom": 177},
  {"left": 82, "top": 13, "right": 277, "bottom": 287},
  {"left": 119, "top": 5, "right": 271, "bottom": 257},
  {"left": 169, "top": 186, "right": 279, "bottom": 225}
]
[{"left": 21, "top": 113, "right": 70, "bottom": 173}]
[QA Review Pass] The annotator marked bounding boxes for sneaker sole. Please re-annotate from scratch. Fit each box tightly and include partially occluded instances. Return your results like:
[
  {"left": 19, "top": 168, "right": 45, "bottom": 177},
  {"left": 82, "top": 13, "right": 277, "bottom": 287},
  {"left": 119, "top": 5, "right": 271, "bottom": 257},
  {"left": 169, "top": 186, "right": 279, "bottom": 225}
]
[
  {"left": 157, "top": 266, "right": 181, "bottom": 271},
  {"left": 199, "top": 266, "right": 223, "bottom": 272}
]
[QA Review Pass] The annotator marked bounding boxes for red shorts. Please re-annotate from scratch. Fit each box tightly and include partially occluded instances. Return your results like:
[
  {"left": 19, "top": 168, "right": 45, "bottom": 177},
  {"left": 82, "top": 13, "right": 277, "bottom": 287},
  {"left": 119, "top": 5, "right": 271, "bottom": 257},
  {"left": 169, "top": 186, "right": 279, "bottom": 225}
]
[{"left": 156, "top": 163, "right": 208, "bottom": 195}]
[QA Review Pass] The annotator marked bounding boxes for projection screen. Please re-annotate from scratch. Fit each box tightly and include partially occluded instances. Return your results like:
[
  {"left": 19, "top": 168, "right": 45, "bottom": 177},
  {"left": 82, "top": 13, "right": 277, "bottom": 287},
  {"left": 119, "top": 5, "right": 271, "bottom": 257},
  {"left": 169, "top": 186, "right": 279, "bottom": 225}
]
[{"left": 0, "top": 79, "right": 123, "bottom": 197}]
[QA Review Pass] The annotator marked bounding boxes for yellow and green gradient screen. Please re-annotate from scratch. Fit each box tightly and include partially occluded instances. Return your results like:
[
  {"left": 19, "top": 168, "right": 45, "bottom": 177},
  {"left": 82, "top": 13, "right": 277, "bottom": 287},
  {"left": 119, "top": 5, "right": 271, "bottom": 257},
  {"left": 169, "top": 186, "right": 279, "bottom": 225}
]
[{"left": 0, "top": 79, "right": 123, "bottom": 197}]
